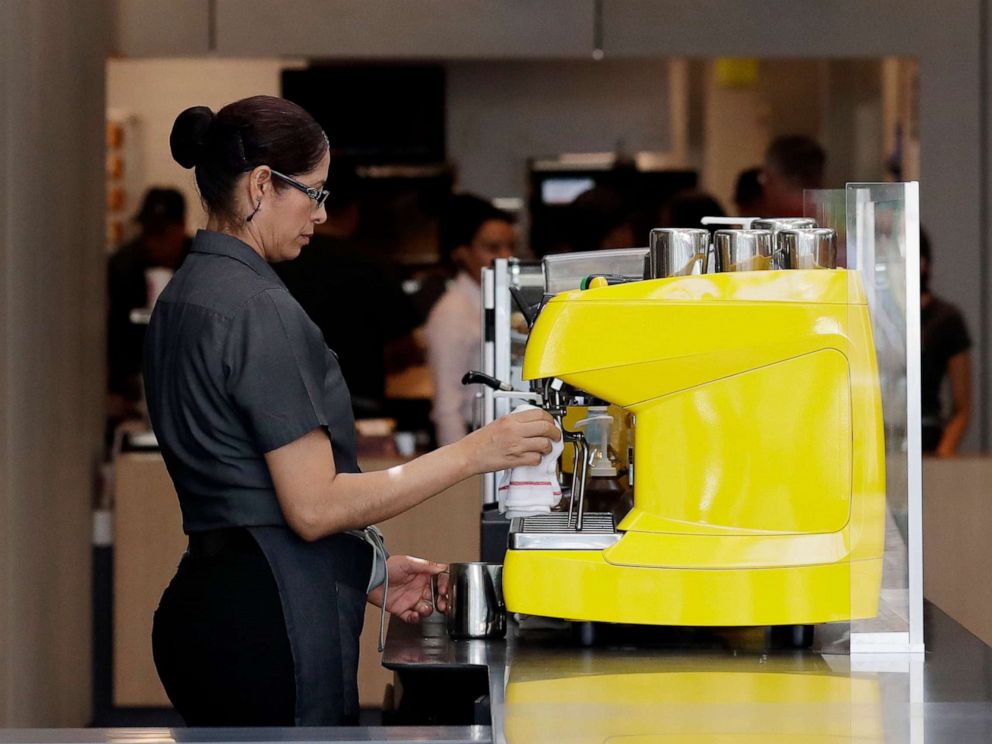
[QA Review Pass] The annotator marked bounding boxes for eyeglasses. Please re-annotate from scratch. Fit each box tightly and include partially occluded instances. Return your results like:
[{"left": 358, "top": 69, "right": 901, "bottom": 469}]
[{"left": 270, "top": 169, "right": 330, "bottom": 209}]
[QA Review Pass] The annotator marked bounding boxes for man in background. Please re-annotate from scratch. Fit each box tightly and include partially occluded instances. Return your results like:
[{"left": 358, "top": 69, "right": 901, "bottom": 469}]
[
  {"left": 761, "top": 135, "right": 826, "bottom": 217},
  {"left": 734, "top": 167, "right": 765, "bottom": 216},
  {"left": 107, "top": 187, "right": 189, "bottom": 422},
  {"left": 566, "top": 185, "right": 637, "bottom": 252}
]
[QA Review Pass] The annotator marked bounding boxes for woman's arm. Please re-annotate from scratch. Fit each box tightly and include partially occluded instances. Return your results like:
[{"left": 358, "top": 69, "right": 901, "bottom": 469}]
[
  {"left": 936, "top": 350, "right": 972, "bottom": 457},
  {"left": 265, "top": 408, "right": 559, "bottom": 541}
]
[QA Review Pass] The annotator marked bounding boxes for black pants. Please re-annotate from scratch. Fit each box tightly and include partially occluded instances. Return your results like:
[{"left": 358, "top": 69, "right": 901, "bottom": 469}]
[{"left": 152, "top": 531, "right": 296, "bottom": 726}]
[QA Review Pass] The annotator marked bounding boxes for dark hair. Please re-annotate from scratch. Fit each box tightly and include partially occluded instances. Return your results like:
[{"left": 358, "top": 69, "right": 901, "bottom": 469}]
[
  {"left": 134, "top": 187, "right": 186, "bottom": 234},
  {"left": 170, "top": 95, "right": 328, "bottom": 220},
  {"left": 765, "top": 135, "right": 826, "bottom": 189},
  {"left": 734, "top": 167, "right": 763, "bottom": 211},
  {"left": 567, "top": 185, "right": 634, "bottom": 252},
  {"left": 439, "top": 193, "right": 514, "bottom": 265},
  {"left": 662, "top": 190, "right": 726, "bottom": 232},
  {"left": 920, "top": 227, "right": 931, "bottom": 262}
]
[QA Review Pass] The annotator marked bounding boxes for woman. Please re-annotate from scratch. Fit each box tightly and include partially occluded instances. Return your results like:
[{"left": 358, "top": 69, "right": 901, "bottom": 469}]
[
  {"left": 425, "top": 194, "right": 516, "bottom": 446},
  {"left": 920, "top": 230, "right": 972, "bottom": 455},
  {"left": 144, "top": 96, "right": 558, "bottom": 727}
]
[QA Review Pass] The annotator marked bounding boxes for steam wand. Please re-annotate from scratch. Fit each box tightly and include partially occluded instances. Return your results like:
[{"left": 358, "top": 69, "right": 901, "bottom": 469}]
[{"left": 463, "top": 372, "right": 589, "bottom": 530}]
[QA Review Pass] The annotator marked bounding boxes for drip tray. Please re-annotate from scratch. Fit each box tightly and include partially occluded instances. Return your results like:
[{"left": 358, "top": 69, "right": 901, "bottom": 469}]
[{"left": 508, "top": 512, "right": 621, "bottom": 550}]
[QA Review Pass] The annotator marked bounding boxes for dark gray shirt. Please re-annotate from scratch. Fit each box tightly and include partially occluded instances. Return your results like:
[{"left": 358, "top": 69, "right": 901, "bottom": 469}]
[{"left": 144, "top": 229, "right": 359, "bottom": 533}]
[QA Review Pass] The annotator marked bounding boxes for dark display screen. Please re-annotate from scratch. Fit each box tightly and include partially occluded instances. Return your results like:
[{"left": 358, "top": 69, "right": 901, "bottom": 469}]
[{"left": 282, "top": 65, "right": 445, "bottom": 164}]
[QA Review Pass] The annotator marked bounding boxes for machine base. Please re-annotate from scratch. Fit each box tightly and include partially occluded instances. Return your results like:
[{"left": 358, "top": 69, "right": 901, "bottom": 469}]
[{"left": 503, "top": 549, "right": 882, "bottom": 626}]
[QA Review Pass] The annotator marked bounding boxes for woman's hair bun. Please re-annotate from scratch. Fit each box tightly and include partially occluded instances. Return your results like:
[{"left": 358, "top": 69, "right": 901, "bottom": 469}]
[{"left": 170, "top": 106, "right": 215, "bottom": 169}]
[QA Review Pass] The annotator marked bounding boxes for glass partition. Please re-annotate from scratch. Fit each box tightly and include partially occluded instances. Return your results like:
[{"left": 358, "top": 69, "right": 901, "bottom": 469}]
[
  {"left": 804, "top": 189, "right": 849, "bottom": 267},
  {"left": 807, "top": 183, "right": 922, "bottom": 651}
]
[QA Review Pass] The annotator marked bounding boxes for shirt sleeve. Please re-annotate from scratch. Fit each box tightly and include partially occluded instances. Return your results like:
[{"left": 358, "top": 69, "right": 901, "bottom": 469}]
[
  {"left": 224, "top": 289, "right": 329, "bottom": 453},
  {"left": 942, "top": 307, "right": 972, "bottom": 358}
]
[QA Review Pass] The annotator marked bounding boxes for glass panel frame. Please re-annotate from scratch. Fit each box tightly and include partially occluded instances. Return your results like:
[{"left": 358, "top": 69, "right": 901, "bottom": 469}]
[
  {"left": 806, "top": 183, "right": 923, "bottom": 652},
  {"left": 845, "top": 183, "right": 922, "bottom": 651}
]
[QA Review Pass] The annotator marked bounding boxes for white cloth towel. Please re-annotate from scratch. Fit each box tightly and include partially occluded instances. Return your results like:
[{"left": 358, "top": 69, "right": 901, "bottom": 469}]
[{"left": 497, "top": 403, "right": 564, "bottom": 518}]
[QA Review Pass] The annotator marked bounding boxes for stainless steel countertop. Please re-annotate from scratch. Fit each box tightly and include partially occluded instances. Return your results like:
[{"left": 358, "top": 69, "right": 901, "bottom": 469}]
[
  {"left": 4, "top": 603, "right": 992, "bottom": 743},
  {"left": 384, "top": 603, "right": 992, "bottom": 743},
  {"left": 0, "top": 727, "right": 488, "bottom": 743}
]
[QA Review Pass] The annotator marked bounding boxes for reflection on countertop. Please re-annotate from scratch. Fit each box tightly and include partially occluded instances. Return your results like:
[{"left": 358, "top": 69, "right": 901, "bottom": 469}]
[
  {"left": 384, "top": 601, "right": 992, "bottom": 744},
  {"left": 503, "top": 652, "right": 883, "bottom": 742},
  {"left": 5, "top": 603, "right": 991, "bottom": 743}
]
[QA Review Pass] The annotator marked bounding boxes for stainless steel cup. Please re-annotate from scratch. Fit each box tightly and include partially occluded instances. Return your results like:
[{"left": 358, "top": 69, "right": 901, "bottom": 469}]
[
  {"left": 776, "top": 227, "right": 838, "bottom": 270},
  {"left": 714, "top": 229, "right": 774, "bottom": 272},
  {"left": 751, "top": 219, "right": 818, "bottom": 269},
  {"left": 647, "top": 228, "right": 711, "bottom": 278},
  {"left": 440, "top": 562, "right": 505, "bottom": 639}
]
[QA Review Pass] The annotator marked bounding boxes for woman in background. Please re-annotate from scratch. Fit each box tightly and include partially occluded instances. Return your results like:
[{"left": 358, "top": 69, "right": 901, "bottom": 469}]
[
  {"left": 920, "top": 230, "right": 972, "bottom": 455},
  {"left": 425, "top": 194, "right": 516, "bottom": 445}
]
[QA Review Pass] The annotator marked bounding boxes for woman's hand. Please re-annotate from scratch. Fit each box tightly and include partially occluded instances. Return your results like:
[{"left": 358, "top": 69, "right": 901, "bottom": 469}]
[
  {"left": 368, "top": 555, "right": 449, "bottom": 623},
  {"left": 456, "top": 408, "right": 561, "bottom": 475}
]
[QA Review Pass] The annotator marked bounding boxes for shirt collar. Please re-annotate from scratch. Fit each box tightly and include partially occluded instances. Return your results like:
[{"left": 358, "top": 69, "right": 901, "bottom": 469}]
[{"left": 190, "top": 229, "right": 284, "bottom": 284}]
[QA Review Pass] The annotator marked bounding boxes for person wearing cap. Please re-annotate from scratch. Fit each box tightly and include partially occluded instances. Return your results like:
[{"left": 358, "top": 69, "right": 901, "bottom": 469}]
[{"left": 107, "top": 187, "right": 190, "bottom": 422}]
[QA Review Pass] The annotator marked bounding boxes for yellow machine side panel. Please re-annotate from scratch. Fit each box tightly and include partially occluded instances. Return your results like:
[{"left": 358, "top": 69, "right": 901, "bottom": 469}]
[
  {"left": 623, "top": 350, "right": 852, "bottom": 536},
  {"left": 603, "top": 530, "right": 851, "bottom": 569}
]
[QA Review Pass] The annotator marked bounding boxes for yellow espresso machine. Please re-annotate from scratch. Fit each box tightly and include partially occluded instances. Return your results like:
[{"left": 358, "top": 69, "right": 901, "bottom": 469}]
[{"left": 501, "top": 227, "right": 886, "bottom": 628}]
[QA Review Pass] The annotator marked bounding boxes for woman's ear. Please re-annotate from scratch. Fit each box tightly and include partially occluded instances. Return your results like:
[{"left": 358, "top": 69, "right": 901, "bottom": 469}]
[{"left": 248, "top": 165, "right": 272, "bottom": 203}]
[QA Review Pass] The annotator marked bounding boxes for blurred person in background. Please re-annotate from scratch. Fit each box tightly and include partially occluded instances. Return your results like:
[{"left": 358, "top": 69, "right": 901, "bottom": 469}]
[
  {"left": 566, "top": 184, "right": 637, "bottom": 252},
  {"left": 920, "top": 229, "right": 972, "bottom": 456},
  {"left": 659, "top": 190, "right": 726, "bottom": 235},
  {"left": 761, "top": 135, "right": 825, "bottom": 217},
  {"left": 734, "top": 167, "right": 765, "bottom": 216},
  {"left": 107, "top": 187, "right": 190, "bottom": 424},
  {"left": 275, "top": 159, "right": 420, "bottom": 419},
  {"left": 425, "top": 194, "right": 516, "bottom": 445}
]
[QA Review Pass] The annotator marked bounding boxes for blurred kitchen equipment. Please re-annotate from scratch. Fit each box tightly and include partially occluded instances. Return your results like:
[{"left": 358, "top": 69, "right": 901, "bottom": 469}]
[
  {"left": 751, "top": 217, "right": 817, "bottom": 232},
  {"left": 542, "top": 248, "right": 649, "bottom": 294},
  {"left": 777, "top": 227, "right": 838, "bottom": 270},
  {"left": 714, "top": 229, "right": 774, "bottom": 272},
  {"left": 647, "top": 228, "right": 710, "bottom": 278},
  {"left": 439, "top": 562, "right": 506, "bottom": 639}
]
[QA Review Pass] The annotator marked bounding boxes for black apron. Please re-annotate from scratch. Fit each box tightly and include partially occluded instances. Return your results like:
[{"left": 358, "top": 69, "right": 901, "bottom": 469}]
[{"left": 248, "top": 526, "right": 373, "bottom": 726}]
